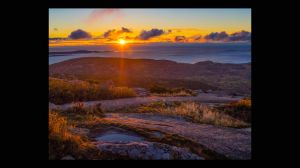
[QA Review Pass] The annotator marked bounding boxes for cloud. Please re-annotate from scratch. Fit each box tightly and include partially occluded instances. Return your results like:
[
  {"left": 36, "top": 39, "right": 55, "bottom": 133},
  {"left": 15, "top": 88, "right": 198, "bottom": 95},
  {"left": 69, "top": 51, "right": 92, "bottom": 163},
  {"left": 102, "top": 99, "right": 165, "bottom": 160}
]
[
  {"left": 193, "top": 35, "right": 202, "bottom": 41},
  {"left": 174, "top": 36, "right": 186, "bottom": 42},
  {"left": 121, "top": 27, "right": 132, "bottom": 33},
  {"left": 205, "top": 31, "right": 229, "bottom": 41},
  {"left": 87, "top": 9, "right": 122, "bottom": 24},
  {"left": 124, "top": 36, "right": 134, "bottom": 40},
  {"left": 138, "top": 29, "right": 165, "bottom": 40},
  {"left": 68, "top": 29, "right": 92, "bottom": 39},
  {"left": 53, "top": 28, "right": 58, "bottom": 31},
  {"left": 227, "top": 30, "right": 251, "bottom": 41},
  {"left": 204, "top": 31, "right": 251, "bottom": 42},
  {"left": 103, "top": 29, "right": 116, "bottom": 38},
  {"left": 103, "top": 27, "right": 132, "bottom": 39}
]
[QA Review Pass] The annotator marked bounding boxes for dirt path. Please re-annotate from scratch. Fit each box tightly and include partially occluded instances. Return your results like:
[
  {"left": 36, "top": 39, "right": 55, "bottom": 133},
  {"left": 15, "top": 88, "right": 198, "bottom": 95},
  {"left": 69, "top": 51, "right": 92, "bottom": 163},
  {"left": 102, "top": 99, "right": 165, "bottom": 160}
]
[
  {"left": 49, "top": 93, "right": 242, "bottom": 111},
  {"left": 100, "top": 113, "right": 251, "bottom": 160}
]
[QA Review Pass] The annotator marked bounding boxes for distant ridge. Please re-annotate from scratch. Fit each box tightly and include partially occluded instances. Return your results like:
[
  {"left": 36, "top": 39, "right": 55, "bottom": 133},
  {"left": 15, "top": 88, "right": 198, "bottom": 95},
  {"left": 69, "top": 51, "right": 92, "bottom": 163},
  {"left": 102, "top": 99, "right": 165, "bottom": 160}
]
[
  {"left": 49, "top": 50, "right": 112, "bottom": 57},
  {"left": 49, "top": 57, "right": 251, "bottom": 95}
]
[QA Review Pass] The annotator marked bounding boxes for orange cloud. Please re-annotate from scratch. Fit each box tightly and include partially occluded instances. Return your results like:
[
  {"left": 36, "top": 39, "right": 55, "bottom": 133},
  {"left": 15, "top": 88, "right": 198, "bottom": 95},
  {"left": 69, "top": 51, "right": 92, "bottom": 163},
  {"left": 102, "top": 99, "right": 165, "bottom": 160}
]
[
  {"left": 103, "top": 27, "right": 133, "bottom": 41},
  {"left": 49, "top": 27, "right": 251, "bottom": 46}
]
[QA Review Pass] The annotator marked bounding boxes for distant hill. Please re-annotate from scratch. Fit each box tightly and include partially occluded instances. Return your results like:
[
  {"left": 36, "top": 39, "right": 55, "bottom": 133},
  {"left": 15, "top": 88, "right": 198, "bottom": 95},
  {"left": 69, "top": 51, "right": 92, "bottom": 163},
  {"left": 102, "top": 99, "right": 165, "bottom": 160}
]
[
  {"left": 49, "top": 50, "right": 112, "bottom": 57},
  {"left": 49, "top": 57, "right": 251, "bottom": 95}
]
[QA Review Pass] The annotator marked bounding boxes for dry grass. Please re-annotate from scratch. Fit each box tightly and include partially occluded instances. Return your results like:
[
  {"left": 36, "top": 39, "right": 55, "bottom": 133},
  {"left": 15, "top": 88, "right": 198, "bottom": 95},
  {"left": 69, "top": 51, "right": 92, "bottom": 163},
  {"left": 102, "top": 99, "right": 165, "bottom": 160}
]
[
  {"left": 64, "top": 102, "right": 104, "bottom": 115},
  {"left": 149, "top": 84, "right": 197, "bottom": 97},
  {"left": 59, "top": 102, "right": 105, "bottom": 124},
  {"left": 49, "top": 77, "right": 136, "bottom": 105},
  {"left": 231, "top": 98, "right": 251, "bottom": 108},
  {"left": 110, "top": 86, "right": 137, "bottom": 98},
  {"left": 137, "top": 101, "right": 249, "bottom": 128},
  {"left": 49, "top": 110, "right": 100, "bottom": 160},
  {"left": 216, "top": 98, "right": 251, "bottom": 122},
  {"left": 151, "top": 90, "right": 195, "bottom": 97}
]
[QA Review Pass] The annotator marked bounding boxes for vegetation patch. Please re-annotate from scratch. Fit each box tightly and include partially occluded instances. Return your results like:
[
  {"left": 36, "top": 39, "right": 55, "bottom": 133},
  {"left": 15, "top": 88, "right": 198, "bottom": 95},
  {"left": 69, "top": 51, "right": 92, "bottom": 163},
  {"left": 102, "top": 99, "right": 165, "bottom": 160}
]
[
  {"left": 49, "top": 110, "right": 101, "bottom": 160},
  {"left": 149, "top": 84, "right": 197, "bottom": 97},
  {"left": 216, "top": 98, "right": 251, "bottom": 122},
  {"left": 49, "top": 77, "right": 136, "bottom": 104},
  {"left": 134, "top": 101, "right": 249, "bottom": 128}
]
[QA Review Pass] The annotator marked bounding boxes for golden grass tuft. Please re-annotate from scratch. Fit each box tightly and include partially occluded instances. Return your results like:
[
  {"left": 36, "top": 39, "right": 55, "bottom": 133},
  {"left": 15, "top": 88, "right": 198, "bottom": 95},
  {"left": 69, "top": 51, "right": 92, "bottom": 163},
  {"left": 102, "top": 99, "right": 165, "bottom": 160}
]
[
  {"left": 217, "top": 98, "right": 251, "bottom": 122},
  {"left": 137, "top": 101, "right": 249, "bottom": 128},
  {"left": 109, "top": 86, "right": 137, "bottom": 98},
  {"left": 149, "top": 84, "right": 196, "bottom": 97},
  {"left": 151, "top": 90, "right": 195, "bottom": 97},
  {"left": 49, "top": 110, "right": 100, "bottom": 160},
  {"left": 60, "top": 102, "right": 105, "bottom": 123},
  {"left": 231, "top": 98, "right": 251, "bottom": 108},
  {"left": 49, "top": 77, "right": 136, "bottom": 105}
]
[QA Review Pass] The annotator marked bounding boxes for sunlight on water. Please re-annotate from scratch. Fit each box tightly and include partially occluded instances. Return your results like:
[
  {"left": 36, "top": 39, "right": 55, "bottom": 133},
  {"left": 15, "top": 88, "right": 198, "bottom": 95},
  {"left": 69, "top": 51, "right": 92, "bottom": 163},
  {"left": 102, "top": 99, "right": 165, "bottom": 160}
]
[{"left": 49, "top": 43, "right": 251, "bottom": 65}]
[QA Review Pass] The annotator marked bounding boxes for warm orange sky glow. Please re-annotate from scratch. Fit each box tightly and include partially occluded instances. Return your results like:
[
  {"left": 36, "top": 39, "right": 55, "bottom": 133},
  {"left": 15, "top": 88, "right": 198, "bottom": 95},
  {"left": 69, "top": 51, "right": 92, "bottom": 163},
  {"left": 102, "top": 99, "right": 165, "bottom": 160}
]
[{"left": 49, "top": 9, "right": 251, "bottom": 46}]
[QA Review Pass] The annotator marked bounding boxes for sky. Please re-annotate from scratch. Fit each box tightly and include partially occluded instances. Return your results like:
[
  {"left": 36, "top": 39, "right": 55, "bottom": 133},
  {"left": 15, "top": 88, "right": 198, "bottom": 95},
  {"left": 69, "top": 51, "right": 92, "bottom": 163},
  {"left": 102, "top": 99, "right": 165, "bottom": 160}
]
[{"left": 49, "top": 9, "right": 251, "bottom": 46}]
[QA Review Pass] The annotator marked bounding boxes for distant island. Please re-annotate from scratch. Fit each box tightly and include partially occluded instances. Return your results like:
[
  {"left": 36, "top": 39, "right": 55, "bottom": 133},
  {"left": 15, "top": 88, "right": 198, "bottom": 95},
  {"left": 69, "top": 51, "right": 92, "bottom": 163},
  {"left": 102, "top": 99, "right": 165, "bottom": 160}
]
[{"left": 49, "top": 50, "right": 112, "bottom": 57}]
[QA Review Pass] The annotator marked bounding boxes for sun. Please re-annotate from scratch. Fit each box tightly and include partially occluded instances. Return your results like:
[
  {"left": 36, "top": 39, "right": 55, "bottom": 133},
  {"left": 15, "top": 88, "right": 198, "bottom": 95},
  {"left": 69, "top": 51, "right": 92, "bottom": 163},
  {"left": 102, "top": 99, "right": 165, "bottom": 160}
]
[{"left": 119, "top": 39, "right": 126, "bottom": 45}]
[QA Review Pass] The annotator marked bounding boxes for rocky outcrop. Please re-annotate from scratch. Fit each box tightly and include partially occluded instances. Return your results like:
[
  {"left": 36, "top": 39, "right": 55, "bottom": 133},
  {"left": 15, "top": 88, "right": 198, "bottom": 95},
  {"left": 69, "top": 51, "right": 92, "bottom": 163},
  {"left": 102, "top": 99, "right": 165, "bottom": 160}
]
[
  {"left": 101, "top": 113, "right": 251, "bottom": 160},
  {"left": 94, "top": 141, "right": 203, "bottom": 160}
]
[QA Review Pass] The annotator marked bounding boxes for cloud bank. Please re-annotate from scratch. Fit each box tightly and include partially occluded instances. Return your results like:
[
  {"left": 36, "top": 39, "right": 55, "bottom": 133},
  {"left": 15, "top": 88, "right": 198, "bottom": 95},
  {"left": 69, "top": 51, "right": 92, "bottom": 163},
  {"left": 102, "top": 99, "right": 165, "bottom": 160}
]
[
  {"left": 138, "top": 29, "right": 165, "bottom": 40},
  {"left": 205, "top": 30, "right": 251, "bottom": 42},
  {"left": 174, "top": 36, "right": 186, "bottom": 42},
  {"left": 68, "top": 29, "right": 92, "bottom": 39},
  {"left": 227, "top": 30, "right": 251, "bottom": 41},
  {"left": 205, "top": 31, "right": 229, "bottom": 41},
  {"left": 51, "top": 28, "right": 251, "bottom": 44},
  {"left": 103, "top": 27, "right": 132, "bottom": 40}
]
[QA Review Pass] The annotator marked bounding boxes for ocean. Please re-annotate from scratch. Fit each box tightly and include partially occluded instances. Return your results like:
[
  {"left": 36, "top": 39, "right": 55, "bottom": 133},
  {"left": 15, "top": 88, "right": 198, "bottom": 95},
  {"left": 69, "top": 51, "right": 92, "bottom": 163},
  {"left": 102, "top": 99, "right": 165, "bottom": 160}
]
[{"left": 49, "top": 43, "right": 251, "bottom": 65}]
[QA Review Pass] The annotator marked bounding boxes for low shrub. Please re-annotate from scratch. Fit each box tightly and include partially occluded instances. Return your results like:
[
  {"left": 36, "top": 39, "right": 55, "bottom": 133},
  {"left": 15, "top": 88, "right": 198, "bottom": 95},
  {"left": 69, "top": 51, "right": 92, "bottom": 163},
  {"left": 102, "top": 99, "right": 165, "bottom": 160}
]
[
  {"left": 216, "top": 98, "right": 251, "bottom": 122},
  {"left": 149, "top": 84, "right": 196, "bottom": 97},
  {"left": 49, "top": 77, "right": 136, "bottom": 104}
]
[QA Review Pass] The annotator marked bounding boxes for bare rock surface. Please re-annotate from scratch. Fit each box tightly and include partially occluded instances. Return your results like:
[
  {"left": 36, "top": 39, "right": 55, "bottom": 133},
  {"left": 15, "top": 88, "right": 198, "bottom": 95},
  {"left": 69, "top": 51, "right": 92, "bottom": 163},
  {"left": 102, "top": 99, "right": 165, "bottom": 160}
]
[
  {"left": 94, "top": 141, "right": 203, "bottom": 160},
  {"left": 50, "top": 93, "right": 242, "bottom": 111},
  {"left": 101, "top": 113, "right": 251, "bottom": 160}
]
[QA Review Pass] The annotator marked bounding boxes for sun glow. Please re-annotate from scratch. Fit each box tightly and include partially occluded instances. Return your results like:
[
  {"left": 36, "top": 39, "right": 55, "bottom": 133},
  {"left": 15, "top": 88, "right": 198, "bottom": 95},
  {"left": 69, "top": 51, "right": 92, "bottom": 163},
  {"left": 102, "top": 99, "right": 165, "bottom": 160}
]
[{"left": 119, "top": 39, "right": 126, "bottom": 45}]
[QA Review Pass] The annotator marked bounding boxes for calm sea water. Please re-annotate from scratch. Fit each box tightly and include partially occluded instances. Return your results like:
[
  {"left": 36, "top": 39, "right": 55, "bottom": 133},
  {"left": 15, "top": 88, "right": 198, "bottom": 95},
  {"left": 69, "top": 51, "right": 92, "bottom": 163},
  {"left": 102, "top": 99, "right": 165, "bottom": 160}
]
[{"left": 49, "top": 43, "right": 251, "bottom": 65}]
